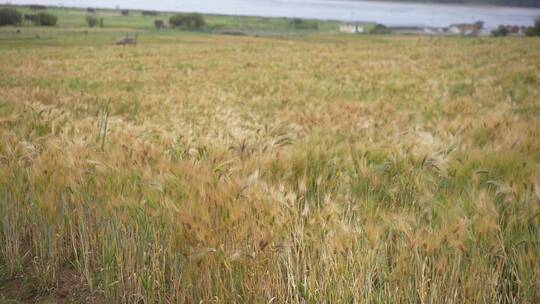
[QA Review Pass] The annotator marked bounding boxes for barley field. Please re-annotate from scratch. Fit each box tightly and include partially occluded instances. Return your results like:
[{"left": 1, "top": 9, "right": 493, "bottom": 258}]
[{"left": 1, "top": 32, "right": 539, "bottom": 303}]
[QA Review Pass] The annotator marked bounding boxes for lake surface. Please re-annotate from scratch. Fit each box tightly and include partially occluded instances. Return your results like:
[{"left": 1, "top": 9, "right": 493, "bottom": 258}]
[{"left": 6, "top": 0, "right": 540, "bottom": 27}]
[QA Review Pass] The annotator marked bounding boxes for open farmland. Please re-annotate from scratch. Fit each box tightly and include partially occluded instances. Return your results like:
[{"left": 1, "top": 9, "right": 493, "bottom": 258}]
[{"left": 1, "top": 29, "right": 540, "bottom": 302}]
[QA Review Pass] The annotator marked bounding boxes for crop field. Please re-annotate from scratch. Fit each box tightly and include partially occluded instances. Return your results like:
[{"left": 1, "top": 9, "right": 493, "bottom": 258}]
[{"left": 0, "top": 25, "right": 539, "bottom": 303}]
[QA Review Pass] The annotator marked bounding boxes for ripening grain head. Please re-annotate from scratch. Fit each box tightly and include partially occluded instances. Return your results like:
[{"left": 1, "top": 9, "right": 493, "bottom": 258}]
[{"left": 0, "top": 33, "right": 539, "bottom": 303}]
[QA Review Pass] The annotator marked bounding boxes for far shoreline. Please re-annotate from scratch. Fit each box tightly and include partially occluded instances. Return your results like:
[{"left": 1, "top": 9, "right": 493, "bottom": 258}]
[{"left": 2, "top": 1, "right": 539, "bottom": 28}]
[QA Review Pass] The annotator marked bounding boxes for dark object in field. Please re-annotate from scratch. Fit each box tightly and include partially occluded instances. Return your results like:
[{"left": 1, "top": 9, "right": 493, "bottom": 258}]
[
  {"left": 116, "top": 33, "right": 138, "bottom": 46},
  {"left": 219, "top": 31, "right": 247, "bottom": 36},
  {"left": 29, "top": 5, "right": 47, "bottom": 10},
  {"left": 0, "top": 7, "right": 22, "bottom": 26},
  {"left": 87, "top": 8, "right": 96, "bottom": 14},
  {"left": 16, "top": 29, "right": 21, "bottom": 33},
  {"left": 121, "top": 10, "right": 129, "bottom": 16}
]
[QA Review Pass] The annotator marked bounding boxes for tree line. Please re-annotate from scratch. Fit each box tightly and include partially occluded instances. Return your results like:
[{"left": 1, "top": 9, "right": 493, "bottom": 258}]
[{"left": 0, "top": 8, "right": 57, "bottom": 26}]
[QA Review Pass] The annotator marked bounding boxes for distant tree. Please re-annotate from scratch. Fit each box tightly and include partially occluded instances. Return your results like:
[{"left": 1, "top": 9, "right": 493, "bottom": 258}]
[
  {"left": 370, "top": 24, "right": 390, "bottom": 34},
  {"left": 154, "top": 19, "right": 164, "bottom": 29},
  {"left": 0, "top": 8, "right": 22, "bottom": 26},
  {"left": 36, "top": 12, "right": 58, "bottom": 26},
  {"left": 168, "top": 14, "right": 182, "bottom": 27},
  {"left": 475, "top": 20, "right": 484, "bottom": 30},
  {"left": 86, "top": 15, "right": 98, "bottom": 27},
  {"left": 292, "top": 18, "right": 303, "bottom": 26},
  {"left": 189, "top": 14, "right": 206, "bottom": 29},
  {"left": 24, "top": 14, "right": 38, "bottom": 24},
  {"left": 169, "top": 13, "right": 205, "bottom": 29},
  {"left": 142, "top": 11, "right": 159, "bottom": 16},
  {"left": 525, "top": 17, "right": 540, "bottom": 36},
  {"left": 491, "top": 25, "right": 509, "bottom": 36},
  {"left": 87, "top": 7, "right": 96, "bottom": 14},
  {"left": 29, "top": 5, "right": 47, "bottom": 10},
  {"left": 473, "top": 20, "right": 485, "bottom": 35},
  {"left": 291, "top": 18, "right": 318, "bottom": 30},
  {"left": 121, "top": 10, "right": 129, "bottom": 16}
]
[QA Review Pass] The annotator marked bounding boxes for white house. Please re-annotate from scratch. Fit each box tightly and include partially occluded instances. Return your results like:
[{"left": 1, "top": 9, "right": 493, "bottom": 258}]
[{"left": 339, "top": 23, "right": 365, "bottom": 34}]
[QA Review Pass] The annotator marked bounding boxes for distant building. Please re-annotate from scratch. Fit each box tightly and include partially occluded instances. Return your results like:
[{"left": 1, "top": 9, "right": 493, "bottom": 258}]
[
  {"left": 447, "top": 22, "right": 483, "bottom": 36},
  {"left": 385, "top": 26, "right": 447, "bottom": 36},
  {"left": 423, "top": 27, "right": 446, "bottom": 35},
  {"left": 339, "top": 23, "right": 365, "bottom": 34},
  {"left": 500, "top": 25, "right": 526, "bottom": 36}
]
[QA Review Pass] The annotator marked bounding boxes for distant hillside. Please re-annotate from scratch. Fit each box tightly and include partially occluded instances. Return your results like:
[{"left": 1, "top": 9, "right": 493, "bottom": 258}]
[{"left": 365, "top": 0, "right": 540, "bottom": 8}]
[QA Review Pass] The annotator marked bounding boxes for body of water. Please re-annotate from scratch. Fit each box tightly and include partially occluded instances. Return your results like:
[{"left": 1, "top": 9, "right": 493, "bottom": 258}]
[{"left": 5, "top": 0, "right": 540, "bottom": 27}]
